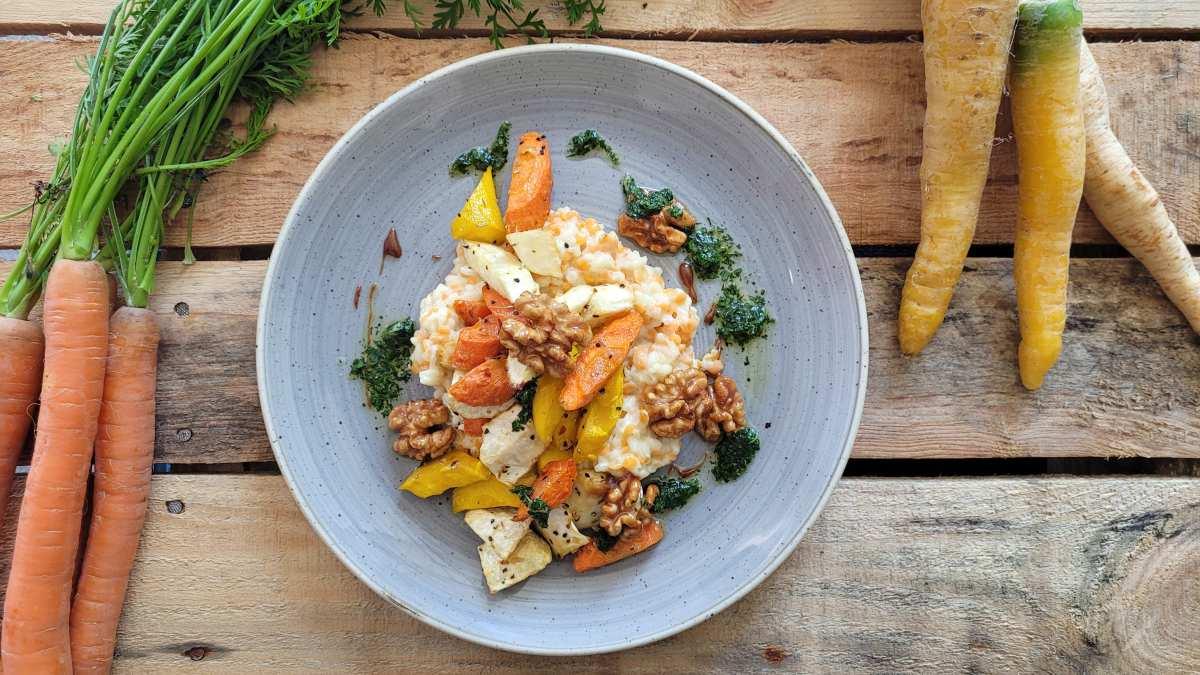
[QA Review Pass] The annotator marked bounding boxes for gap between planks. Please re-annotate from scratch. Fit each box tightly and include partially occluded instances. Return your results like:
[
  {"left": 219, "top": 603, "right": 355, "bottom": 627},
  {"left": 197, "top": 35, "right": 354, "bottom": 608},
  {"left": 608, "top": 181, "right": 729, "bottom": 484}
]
[
  {"left": 0, "top": 473, "right": 1196, "bottom": 672},
  {"left": 2, "top": 0, "right": 1198, "bottom": 37},
  {"left": 1, "top": 37, "right": 1197, "bottom": 248},
  {"left": 3, "top": 257, "right": 1197, "bottom": 465}
]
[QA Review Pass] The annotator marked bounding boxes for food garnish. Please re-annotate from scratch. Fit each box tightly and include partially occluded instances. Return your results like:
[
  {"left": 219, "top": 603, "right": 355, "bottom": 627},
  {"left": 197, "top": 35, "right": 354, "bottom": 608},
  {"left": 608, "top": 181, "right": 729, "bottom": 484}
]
[
  {"left": 511, "top": 485, "right": 552, "bottom": 528},
  {"left": 511, "top": 380, "right": 538, "bottom": 431},
  {"left": 450, "top": 121, "right": 512, "bottom": 176},
  {"left": 714, "top": 280, "right": 773, "bottom": 347},
  {"left": 684, "top": 224, "right": 741, "bottom": 280},
  {"left": 567, "top": 129, "right": 619, "bottom": 165},
  {"left": 648, "top": 477, "right": 701, "bottom": 513},
  {"left": 620, "top": 175, "right": 676, "bottom": 219},
  {"left": 351, "top": 318, "right": 417, "bottom": 416},
  {"left": 713, "top": 427, "right": 761, "bottom": 482}
]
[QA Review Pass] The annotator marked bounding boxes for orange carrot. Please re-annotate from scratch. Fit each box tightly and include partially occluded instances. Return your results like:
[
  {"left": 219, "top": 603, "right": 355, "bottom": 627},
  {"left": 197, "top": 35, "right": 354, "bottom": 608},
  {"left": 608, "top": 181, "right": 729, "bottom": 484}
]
[
  {"left": 573, "top": 519, "right": 664, "bottom": 573},
  {"left": 516, "top": 458, "right": 576, "bottom": 521},
  {"left": 449, "top": 358, "right": 517, "bottom": 406},
  {"left": 560, "top": 311, "right": 644, "bottom": 411},
  {"left": 453, "top": 298, "right": 491, "bottom": 325},
  {"left": 69, "top": 307, "right": 160, "bottom": 675},
  {"left": 505, "top": 131, "right": 553, "bottom": 233},
  {"left": 462, "top": 418, "right": 488, "bottom": 436},
  {"left": 451, "top": 314, "right": 503, "bottom": 371},
  {"left": 3, "top": 259, "right": 110, "bottom": 674},
  {"left": 0, "top": 317, "right": 44, "bottom": 530},
  {"left": 482, "top": 286, "right": 517, "bottom": 320}
]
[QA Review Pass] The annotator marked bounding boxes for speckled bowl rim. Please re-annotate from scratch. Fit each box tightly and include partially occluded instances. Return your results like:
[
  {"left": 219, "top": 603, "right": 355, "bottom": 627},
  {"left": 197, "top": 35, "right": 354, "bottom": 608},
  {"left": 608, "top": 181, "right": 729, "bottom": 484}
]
[{"left": 257, "top": 42, "right": 868, "bottom": 656}]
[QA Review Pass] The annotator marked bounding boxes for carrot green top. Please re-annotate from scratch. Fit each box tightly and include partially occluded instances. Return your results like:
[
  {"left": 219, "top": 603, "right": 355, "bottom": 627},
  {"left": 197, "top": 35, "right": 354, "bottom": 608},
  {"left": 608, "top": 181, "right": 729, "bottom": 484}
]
[{"left": 1014, "top": 0, "right": 1083, "bottom": 67}]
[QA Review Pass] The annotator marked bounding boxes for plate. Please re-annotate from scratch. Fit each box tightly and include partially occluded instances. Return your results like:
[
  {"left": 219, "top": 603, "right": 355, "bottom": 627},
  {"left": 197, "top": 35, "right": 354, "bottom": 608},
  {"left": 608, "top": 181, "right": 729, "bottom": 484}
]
[{"left": 257, "top": 44, "right": 867, "bottom": 655}]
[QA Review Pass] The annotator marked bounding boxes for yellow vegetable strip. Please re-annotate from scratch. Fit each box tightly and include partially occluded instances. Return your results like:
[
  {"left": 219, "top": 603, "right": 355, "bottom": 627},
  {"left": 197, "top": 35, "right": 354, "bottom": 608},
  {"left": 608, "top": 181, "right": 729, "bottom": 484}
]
[
  {"left": 1010, "top": 0, "right": 1086, "bottom": 390},
  {"left": 899, "top": 0, "right": 1020, "bottom": 354}
]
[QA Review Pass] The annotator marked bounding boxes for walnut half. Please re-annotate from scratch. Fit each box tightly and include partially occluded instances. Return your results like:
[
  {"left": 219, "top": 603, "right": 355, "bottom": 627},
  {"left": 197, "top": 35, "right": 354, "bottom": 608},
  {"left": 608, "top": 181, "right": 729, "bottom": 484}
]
[
  {"left": 599, "top": 474, "right": 653, "bottom": 537},
  {"left": 618, "top": 212, "right": 687, "bottom": 254},
  {"left": 695, "top": 375, "right": 747, "bottom": 442},
  {"left": 643, "top": 366, "right": 709, "bottom": 438},
  {"left": 499, "top": 293, "right": 591, "bottom": 378},
  {"left": 388, "top": 399, "right": 455, "bottom": 460}
]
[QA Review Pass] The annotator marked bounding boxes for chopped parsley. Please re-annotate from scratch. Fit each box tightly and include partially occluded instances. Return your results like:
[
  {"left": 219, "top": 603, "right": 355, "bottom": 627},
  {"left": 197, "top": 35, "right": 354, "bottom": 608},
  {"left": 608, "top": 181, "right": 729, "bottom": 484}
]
[
  {"left": 649, "top": 477, "right": 701, "bottom": 513},
  {"left": 511, "top": 379, "right": 538, "bottom": 431},
  {"left": 713, "top": 427, "right": 761, "bottom": 482},
  {"left": 715, "top": 280, "right": 773, "bottom": 347},
  {"left": 567, "top": 129, "right": 619, "bottom": 165},
  {"left": 684, "top": 223, "right": 741, "bottom": 280},
  {"left": 449, "top": 121, "right": 512, "bottom": 176},
  {"left": 349, "top": 318, "right": 416, "bottom": 416},
  {"left": 591, "top": 529, "right": 619, "bottom": 552},
  {"left": 511, "top": 485, "right": 550, "bottom": 528},
  {"left": 620, "top": 174, "right": 675, "bottom": 219}
]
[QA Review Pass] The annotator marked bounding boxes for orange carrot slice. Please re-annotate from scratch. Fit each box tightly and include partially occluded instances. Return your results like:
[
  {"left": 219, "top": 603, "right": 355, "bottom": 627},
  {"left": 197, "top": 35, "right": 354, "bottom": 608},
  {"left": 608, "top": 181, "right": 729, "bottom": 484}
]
[
  {"left": 516, "top": 458, "right": 576, "bottom": 521},
  {"left": 560, "top": 311, "right": 643, "bottom": 411},
  {"left": 482, "top": 286, "right": 517, "bottom": 320},
  {"left": 505, "top": 131, "right": 553, "bottom": 233},
  {"left": 573, "top": 519, "right": 664, "bottom": 573},
  {"left": 451, "top": 314, "right": 503, "bottom": 371},
  {"left": 453, "top": 298, "right": 491, "bottom": 325},
  {"left": 449, "top": 358, "right": 517, "bottom": 406}
]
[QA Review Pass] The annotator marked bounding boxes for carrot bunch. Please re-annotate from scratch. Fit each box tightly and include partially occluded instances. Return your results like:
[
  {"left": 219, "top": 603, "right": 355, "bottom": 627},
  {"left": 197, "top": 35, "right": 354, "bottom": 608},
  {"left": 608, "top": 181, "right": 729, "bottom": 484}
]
[{"left": 0, "top": 1, "right": 392, "bottom": 671}]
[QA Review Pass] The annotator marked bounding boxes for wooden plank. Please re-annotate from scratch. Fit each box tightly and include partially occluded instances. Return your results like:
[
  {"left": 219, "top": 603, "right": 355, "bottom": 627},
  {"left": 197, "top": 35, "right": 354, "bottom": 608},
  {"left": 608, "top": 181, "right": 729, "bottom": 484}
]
[
  {"left": 6, "top": 255, "right": 1198, "bottom": 463},
  {"left": 3, "top": 0, "right": 1198, "bottom": 36},
  {"left": 3, "top": 474, "right": 1196, "bottom": 671},
  {"left": 1, "top": 36, "right": 1196, "bottom": 248}
]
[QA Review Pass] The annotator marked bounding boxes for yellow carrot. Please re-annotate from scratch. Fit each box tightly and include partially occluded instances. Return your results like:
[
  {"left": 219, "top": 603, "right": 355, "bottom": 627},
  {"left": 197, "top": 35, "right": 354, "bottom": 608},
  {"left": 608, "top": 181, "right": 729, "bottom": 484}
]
[
  {"left": 899, "top": 0, "right": 1020, "bottom": 354},
  {"left": 1010, "top": 0, "right": 1085, "bottom": 390},
  {"left": 1078, "top": 42, "right": 1200, "bottom": 334}
]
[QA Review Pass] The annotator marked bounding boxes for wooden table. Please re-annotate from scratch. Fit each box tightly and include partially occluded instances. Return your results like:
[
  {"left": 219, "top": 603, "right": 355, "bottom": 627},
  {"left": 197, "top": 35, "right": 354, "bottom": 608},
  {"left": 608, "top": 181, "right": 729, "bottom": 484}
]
[{"left": 3, "top": 2, "right": 1199, "bottom": 671}]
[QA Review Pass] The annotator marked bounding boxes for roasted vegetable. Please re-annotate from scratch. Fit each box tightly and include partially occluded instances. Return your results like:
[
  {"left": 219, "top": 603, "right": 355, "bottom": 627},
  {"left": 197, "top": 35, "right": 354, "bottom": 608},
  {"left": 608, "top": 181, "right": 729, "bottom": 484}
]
[
  {"left": 560, "top": 311, "right": 642, "bottom": 411},
  {"left": 505, "top": 131, "right": 553, "bottom": 233},
  {"left": 573, "top": 519, "right": 664, "bottom": 573},
  {"left": 452, "top": 477, "right": 524, "bottom": 512},
  {"left": 400, "top": 450, "right": 492, "bottom": 498},
  {"left": 449, "top": 358, "right": 517, "bottom": 406},
  {"left": 449, "top": 167, "right": 507, "bottom": 244},
  {"left": 463, "top": 507, "right": 530, "bottom": 558},
  {"left": 451, "top": 314, "right": 503, "bottom": 371},
  {"left": 516, "top": 458, "right": 576, "bottom": 523},
  {"left": 574, "top": 368, "right": 624, "bottom": 465}
]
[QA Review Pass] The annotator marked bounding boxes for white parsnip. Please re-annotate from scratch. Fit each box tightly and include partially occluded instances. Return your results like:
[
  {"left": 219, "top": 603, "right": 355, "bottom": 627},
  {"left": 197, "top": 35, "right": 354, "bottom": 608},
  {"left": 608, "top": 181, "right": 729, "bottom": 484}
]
[{"left": 1079, "top": 42, "right": 1200, "bottom": 334}]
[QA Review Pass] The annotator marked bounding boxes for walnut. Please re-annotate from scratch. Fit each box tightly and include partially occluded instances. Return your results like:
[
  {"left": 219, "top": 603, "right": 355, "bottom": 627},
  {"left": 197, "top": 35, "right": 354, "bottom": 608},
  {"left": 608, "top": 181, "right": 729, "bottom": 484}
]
[
  {"left": 499, "top": 293, "right": 591, "bottom": 378},
  {"left": 599, "top": 474, "right": 653, "bottom": 537},
  {"left": 643, "top": 366, "right": 708, "bottom": 438},
  {"left": 387, "top": 399, "right": 455, "bottom": 460},
  {"left": 695, "top": 375, "right": 746, "bottom": 442},
  {"left": 618, "top": 212, "right": 687, "bottom": 254}
]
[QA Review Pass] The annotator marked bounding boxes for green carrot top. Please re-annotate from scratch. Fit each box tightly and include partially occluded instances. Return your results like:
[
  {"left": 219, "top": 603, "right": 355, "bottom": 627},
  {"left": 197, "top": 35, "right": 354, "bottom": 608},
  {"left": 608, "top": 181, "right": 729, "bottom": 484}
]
[{"left": 1014, "top": 0, "right": 1083, "bottom": 65}]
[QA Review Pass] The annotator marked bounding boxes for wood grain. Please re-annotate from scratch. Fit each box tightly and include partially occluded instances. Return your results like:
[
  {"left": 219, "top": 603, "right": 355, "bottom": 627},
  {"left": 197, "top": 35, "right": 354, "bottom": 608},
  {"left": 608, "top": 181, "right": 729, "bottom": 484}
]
[
  {"left": 5, "top": 255, "right": 1197, "bottom": 464},
  {"left": 3, "top": 0, "right": 1198, "bottom": 36},
  {"left": 1, "top": 36, "right": 1197, "bottom": 248},
  {"left": 2, "top": 474, "right": 1195, "bottom": 672}
]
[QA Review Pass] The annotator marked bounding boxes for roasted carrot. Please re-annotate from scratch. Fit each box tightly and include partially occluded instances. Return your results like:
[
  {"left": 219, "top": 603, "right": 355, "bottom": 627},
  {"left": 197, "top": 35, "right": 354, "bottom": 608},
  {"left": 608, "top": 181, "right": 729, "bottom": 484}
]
[
  {"left": 516, "top": 458, "right": 576, "bottom": 521},
  {"left": 70, "top": 307, "right": 160, "bottom": 675},
  {"left": 898, "top": 0, "right": 1020, "bottom": 354},
  {"left": 574, "top": 519, "right": 664, "bottom": 573},
  {"left": 482, "top": 286, "right": 517, "bottom": 320},
  {"left": 1010, "top": 0, "right": 1086, "bottom": 390},
  {"left": 560, "top": 311, "right": 643, "bottom": 411},
  {"left": 505, "top": 131, "right": 553, "bottom": 233},
  {"left": 451, "top": 314, "right": 503, "bottom": 371},
  {"left": 1079, "top": 42, "right": 1200, "bottom": 334},
  {"left": 0, "top": 317, "right": 44, "bottom": 529},
  {"left": 3, "top": 259, "right": 110, "bottom": 673},
  {"left": 453, "top": 298, "right": 491, "bottom": 325},
  {"left": 462, "top": 417, "right": 488, "bottom": 437},
  {"left": 449, "top": 358, "right": 517, "bottom": 406}
]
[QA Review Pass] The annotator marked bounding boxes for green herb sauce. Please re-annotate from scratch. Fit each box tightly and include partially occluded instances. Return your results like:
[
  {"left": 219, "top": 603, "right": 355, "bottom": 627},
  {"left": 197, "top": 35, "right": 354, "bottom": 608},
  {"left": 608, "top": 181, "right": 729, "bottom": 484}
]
[
  {"left": 649, "top": 477, "right": 702, "bottom": 513},
  {"left": 714, "top": 277, "right": 773, "bottom": 347},
  {"left": 349, "top": 318, "right": 417, "bottom": 416},
  {"left": 713, "top": 427, "right": 761, "bottom": 482},
  {"left": 684, "top": 224, "right": 741, "bottom": 280},
  {"left": 511, "top": 379, "right": 538, "bottom": 431},
  {"left": 449, "top": 121, "right": 512, "bottom": 176},
  {"left": 511, "top": 485, "right": 550, "bottom": 528},
  {"left": 567, "top": 129, "right": 619, "bottom": 165},
  {"left": 620, "top": 174, "right": 675, "bottom": 219}
]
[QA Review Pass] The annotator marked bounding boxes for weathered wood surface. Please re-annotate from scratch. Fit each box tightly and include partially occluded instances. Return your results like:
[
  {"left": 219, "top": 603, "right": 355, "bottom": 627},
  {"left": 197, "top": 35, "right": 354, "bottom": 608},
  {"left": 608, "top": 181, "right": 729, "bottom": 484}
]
[
  {"left": 4, "top": 0, "right": 1198, "bottom": 36},
  {"left": 1, "top": 474, "right": 1194, "bottom": 672},
  {"left": 6, "top": 256, "right": 1196, "bottom": 464},
  {"left": 2, "top": 36, "right": 1197, "bottom": 248}
]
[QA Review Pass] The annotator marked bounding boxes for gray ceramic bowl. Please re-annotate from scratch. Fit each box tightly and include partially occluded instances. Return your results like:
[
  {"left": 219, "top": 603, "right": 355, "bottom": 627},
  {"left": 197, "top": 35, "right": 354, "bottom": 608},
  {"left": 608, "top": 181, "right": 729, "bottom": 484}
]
[{"left": 257, "top": 44, "right": 867, "bottom": 655}]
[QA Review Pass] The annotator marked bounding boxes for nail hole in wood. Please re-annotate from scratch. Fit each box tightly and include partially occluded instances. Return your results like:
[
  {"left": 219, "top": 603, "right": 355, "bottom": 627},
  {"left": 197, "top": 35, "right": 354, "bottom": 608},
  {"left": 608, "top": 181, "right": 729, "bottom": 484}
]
[
  {"left": 175, "top": 428, "right": 193, "bottom": 442},
  {"left": 174, "top": 301, "right": 190, "bottom": 317},
  {"left": 184, "top": 646, "right": 207, "bottom": 661},
  {"left": 166, "top": 499, "right": 185, "bottom": 515}
]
